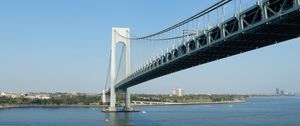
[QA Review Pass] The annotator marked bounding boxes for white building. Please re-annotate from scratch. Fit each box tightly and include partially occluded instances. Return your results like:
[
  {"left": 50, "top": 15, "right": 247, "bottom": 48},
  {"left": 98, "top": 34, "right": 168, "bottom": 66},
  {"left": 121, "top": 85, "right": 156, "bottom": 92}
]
[
  {"left": 172, "top": 88, "right": 184, "bottom": 96},
  {"left": 24, "top": 94, "right": 50, "bottom": 99},
  {"left": 1, "top": 92, "right": 5, "bottom": 96}
]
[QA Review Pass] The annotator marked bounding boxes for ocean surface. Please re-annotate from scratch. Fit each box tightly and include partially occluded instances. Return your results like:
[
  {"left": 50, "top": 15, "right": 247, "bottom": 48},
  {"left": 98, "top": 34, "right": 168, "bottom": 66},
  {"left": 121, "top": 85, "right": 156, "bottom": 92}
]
[{"left": 0, "top": 96, "right": 300, "bottom": 126}]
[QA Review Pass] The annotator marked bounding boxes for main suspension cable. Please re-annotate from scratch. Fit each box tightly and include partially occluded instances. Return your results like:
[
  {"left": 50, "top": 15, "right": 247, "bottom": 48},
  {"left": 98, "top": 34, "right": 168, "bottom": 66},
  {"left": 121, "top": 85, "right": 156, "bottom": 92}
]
[{"left": 116, "top": 0, "right": 232, "bottom": 40}]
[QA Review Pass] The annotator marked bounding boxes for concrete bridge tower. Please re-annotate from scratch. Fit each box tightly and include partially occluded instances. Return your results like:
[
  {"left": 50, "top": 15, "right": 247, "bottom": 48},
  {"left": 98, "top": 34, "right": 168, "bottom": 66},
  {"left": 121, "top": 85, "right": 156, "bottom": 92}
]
[{"left": 108, "top": 27, "right": 131, "bottom": 112}]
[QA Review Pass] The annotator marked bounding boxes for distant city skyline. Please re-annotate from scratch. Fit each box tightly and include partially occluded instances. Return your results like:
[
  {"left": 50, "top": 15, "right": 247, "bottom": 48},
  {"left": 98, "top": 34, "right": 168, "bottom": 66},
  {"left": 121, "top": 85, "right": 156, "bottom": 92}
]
[{"left": 0, "top": 0, "right": 300, "bottom": 94}]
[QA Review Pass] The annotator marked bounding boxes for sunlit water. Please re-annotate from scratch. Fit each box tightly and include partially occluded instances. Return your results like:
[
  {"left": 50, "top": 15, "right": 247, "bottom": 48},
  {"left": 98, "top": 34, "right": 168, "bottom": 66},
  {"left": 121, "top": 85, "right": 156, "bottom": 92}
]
[{"left": 1, "top": 96, "right": 300, "bottom": 126}]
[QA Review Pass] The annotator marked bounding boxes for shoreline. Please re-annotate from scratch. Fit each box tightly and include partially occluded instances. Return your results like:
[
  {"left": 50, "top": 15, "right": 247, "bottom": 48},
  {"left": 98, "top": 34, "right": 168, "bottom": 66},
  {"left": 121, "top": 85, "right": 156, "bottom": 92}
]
[{"left": 0, "top": 100, "right": 247, "bottom": 109}]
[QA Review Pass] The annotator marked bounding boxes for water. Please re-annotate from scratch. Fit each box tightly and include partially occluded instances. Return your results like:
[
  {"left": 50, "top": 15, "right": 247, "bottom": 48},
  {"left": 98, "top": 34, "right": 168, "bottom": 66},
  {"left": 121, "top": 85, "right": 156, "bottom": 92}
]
[{"left": 1, "top": 96, "right": 300, "bottom": 126}]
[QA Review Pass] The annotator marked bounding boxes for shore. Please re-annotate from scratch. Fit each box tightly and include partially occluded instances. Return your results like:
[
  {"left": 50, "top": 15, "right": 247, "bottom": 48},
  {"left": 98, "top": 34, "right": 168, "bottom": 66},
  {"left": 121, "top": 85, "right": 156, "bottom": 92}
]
[{"left": 0, "top": 99, "right": 247, "bottom": 109}]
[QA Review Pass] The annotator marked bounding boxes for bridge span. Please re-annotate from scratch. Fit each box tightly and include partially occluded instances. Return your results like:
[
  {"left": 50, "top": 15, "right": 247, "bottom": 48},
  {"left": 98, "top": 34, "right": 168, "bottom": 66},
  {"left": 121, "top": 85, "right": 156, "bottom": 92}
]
[{"left": 102, "top": 0, "right": 300, "bottom": 112}]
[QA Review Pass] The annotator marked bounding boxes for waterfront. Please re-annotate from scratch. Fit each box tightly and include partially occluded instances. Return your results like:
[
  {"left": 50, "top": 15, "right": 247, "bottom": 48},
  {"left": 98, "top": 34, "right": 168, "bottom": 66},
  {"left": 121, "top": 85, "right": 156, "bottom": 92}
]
[{"left": 0, "top": 96, "right": 300, "bottom": 126}]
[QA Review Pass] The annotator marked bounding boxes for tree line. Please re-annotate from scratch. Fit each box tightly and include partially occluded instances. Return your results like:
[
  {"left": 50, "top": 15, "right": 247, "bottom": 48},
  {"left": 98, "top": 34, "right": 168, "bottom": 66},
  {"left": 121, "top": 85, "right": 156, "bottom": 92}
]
[{"left": 0, "top": 94, "right": 101, "bottom": 105}]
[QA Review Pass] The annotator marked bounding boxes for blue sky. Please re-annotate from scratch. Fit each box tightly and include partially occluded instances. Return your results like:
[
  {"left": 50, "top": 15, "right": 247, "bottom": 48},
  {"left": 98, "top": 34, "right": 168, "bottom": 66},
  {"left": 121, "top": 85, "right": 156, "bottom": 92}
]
[{"left": 0, "top": 0, "right": 299, "bottom": 94}]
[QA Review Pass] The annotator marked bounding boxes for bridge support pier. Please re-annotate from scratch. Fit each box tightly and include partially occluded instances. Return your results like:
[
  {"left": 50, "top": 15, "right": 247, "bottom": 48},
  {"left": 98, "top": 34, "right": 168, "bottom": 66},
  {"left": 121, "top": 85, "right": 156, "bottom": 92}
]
[
  {"left": 108, "top": 88, "right": 117, "bottom": 112},
  {"left": 123, "top": 88, "right": 133, "bottom": 111}
]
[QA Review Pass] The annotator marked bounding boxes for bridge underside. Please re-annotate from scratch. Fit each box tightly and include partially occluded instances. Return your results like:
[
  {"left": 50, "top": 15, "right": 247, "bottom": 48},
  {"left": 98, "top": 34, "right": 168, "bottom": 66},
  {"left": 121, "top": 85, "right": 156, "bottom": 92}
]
[{"left": 109, "top": 0, "right": 300, "bottom": 92}]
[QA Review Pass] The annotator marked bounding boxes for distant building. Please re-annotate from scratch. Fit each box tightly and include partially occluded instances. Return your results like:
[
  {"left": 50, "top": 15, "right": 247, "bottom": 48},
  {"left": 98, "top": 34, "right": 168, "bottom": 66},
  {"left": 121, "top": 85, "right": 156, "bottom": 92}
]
[
  {"left": 280, "top": 90, "right": 285, "bottom": 96},
  {"left": 68, "top": 91, "right": 78, "bottom": 96},
  {"left": 1, "top": 92, "right": 22, "bottom": 98},
  {"left": 276, "top": 88, "right": 280, "bottom": 95},
  {"left": 24, "top": 93, "right": 50, "bottom": 99},
  {"left": 172, "top": 88, "right": 184, "bottom": 96}
]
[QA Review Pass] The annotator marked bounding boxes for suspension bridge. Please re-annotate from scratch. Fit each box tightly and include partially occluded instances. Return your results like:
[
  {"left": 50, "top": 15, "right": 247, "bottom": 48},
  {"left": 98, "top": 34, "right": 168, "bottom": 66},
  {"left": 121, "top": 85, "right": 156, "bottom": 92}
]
[{"left": 101, "top": 0, "right": 300, "bottom": 112}]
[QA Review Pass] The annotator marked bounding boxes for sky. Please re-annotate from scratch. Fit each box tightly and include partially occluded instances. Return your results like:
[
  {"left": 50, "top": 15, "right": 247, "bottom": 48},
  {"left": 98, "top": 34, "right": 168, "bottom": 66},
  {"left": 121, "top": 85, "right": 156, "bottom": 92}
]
[{"left": 0, "top": 0, "right": 299, "bottom": 94}]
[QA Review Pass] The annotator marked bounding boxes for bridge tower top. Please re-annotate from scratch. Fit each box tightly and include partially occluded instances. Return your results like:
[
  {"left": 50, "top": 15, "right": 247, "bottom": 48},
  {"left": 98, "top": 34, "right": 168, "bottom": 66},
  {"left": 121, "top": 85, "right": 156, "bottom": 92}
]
[{"left": 111, "top": 27, "right": 130, "bottom": 77}]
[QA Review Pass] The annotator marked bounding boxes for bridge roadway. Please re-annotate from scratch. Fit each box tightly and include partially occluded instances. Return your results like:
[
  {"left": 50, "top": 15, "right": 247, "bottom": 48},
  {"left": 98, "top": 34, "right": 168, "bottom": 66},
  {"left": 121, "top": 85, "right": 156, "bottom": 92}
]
[{"left": 107, "top": 0, "right": 300, "bottom": 93}]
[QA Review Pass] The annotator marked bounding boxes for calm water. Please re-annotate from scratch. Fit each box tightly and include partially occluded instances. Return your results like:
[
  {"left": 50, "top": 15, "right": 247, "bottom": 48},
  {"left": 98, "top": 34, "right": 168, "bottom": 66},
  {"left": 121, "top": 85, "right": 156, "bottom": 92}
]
[{"left": 1, "top": 96, "right": 300, "bottom": 126}]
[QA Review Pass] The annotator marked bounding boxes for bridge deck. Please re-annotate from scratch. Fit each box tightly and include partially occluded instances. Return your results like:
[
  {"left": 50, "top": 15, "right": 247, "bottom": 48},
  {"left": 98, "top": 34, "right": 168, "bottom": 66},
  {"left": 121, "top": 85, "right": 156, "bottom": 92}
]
[{"left": 109, "top": 0, "right": 300, "bottom": 92}]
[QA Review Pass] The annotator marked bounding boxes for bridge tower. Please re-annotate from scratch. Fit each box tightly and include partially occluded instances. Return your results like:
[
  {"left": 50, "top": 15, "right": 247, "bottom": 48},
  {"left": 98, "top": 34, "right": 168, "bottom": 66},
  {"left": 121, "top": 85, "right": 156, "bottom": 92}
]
[{"left": 109, "top": 27, "right": 131, "bottom": 112}]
